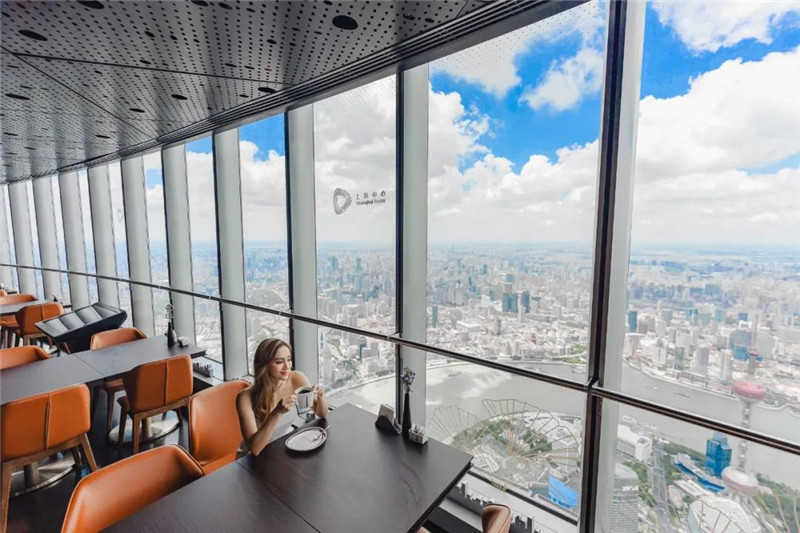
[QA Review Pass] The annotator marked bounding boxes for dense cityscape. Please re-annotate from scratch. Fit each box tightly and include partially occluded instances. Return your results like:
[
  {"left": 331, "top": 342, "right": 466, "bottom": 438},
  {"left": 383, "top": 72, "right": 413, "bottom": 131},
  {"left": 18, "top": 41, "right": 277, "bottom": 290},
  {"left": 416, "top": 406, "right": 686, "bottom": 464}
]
[{"left": 166, "top": 241, "right": 800, "bottom": 533}]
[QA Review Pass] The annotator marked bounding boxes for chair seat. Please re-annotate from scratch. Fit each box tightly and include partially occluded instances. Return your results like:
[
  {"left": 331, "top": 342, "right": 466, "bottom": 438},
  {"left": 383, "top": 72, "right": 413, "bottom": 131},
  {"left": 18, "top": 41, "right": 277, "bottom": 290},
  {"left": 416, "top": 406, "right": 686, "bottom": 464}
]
[{"left": 102, "top": 378, "right": 124, "bottom": 392}]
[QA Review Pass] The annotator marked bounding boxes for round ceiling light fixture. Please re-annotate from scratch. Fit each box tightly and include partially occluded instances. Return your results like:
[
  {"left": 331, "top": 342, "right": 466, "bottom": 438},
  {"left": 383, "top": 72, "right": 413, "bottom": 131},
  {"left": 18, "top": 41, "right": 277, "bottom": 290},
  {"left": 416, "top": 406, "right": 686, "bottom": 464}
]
[{"left": 332, "top": 15, "right": 357, "bottom": 30}]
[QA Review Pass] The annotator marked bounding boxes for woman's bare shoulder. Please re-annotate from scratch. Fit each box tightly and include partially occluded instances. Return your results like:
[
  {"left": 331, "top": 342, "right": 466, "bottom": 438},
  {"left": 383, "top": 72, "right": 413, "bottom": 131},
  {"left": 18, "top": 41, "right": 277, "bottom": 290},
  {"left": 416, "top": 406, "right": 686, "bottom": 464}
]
[
  {"left": 290, "top": 370, "right": 312, "bottom": 388},
  {"left": 237, "top": 386, "right": 254, "bottom": 408}
]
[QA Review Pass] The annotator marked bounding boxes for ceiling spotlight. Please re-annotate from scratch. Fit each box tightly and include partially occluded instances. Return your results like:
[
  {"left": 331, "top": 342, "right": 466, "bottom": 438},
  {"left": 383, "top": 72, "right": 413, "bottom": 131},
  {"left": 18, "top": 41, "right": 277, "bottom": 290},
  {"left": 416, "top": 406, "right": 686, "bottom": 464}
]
[
  {"left": 171, "top": 94, "right": 188, "bottom": 100},
  {"left": 5, "top": 93, "right": 30, "bottom": 100},
  {"left": 129, "top": 108, "right": 145, "bottom": 113},
  {"left": 332, "top": 15, "right": 358, "bottom": 30},
  {"left": 257, "top": 87, "right": 276, "bottom": 94}
]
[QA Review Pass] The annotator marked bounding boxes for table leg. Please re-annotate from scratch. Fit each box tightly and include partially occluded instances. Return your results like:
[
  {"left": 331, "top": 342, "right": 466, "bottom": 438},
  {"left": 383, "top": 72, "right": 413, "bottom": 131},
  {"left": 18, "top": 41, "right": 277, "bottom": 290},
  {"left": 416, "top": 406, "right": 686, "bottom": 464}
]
[
  {"left": 108, "top": 412, "right": 179, "bottom": 446},
  {"left": 10, "top": 453, "right": 76, "bottom": 497}
]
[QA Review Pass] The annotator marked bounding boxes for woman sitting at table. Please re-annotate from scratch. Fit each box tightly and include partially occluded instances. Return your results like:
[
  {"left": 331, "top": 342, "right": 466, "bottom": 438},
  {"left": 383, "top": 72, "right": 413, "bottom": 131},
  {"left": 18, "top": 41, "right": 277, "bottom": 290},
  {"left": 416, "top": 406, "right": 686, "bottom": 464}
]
[{"left": 237, "top": 338, "right": 328, "bottom": 456}]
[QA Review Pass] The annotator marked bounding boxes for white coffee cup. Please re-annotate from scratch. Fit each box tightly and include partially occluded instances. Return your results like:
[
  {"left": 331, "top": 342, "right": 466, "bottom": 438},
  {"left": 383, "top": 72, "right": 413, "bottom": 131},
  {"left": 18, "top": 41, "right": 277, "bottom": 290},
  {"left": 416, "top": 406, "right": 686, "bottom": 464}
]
[{"left": 295, "top": 386, "right": 314, "bottom": 415}]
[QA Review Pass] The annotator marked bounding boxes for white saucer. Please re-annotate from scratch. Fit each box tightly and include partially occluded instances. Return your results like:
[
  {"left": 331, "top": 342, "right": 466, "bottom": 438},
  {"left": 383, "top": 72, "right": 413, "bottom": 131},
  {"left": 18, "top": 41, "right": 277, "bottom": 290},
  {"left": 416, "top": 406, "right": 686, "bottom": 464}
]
[{"left": 285, "top": 427, "right": 327, "bottom": 452}]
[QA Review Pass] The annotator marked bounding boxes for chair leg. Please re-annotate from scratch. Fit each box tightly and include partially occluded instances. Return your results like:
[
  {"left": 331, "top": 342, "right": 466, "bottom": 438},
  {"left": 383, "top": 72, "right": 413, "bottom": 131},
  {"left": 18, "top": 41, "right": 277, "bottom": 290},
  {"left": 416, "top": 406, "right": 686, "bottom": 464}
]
[
  {"left": 117, "top": 406, "right": 128, "bottom": 449},
  {"left": 1, "top": 463, "right": 11, "bottom": 533},
  {"left": 132, "top": 414, "right": 141, "bottom": 455},
  {"left": 90, "top": 387, "right": 100, "bottom": 423},
  {"left": 105, "top": 390, "right": 116, "bottom": 435},
  {"left": 78, "top": 434, "right": 97, "bottom": 472},
  {"left": 70, "top": 447, "right": 82, "bottom": 469}
]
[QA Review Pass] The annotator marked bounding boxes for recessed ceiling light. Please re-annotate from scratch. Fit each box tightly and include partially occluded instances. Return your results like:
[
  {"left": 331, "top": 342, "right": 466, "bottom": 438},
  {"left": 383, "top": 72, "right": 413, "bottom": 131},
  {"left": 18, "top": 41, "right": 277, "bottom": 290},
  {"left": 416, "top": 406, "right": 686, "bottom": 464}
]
[
  {"left": 191, "top": 0, "right": 208, "bottom": 5},
  {"left": 129, "top": 108, "right": 145, "bottom": 113},
  {"left": 239, "top": 94, "right": 249, "bottom": 98},
  {"left": 95, "top": 134, "right": 111, "bottom": 139},
  {"left": 77, "top": 1, "right": 105, "bottom": 9},
  {"left": 257, "top": 87, "right": 277, "bottom": 94},
  {"left": 139, "top": 59, "right": 151, "bottom": 65},
  {"left": 24, "top": 146, "right": 35, "bottom": 150},
  {"left": 5, "top": 93, "right": 30, "bottom": 101},
  {"left": 144, "top": 31, "right": 155, "bottom": 38},
  {"left": 267, "top": 39, "right": 277, "bottom": 45},
  {"left": 19, "top": 30, "right": 48, "bottom": 41},
  {"left": 171, "top": 94, "right": 188, "bottom": 100},
  {"left": 332, "top": 15, "right": 358, "bottom": 30},
  {"left": 218, "top": 2, "right": 232, "bottom": 9},
  {"left": 4, "top": 133, "right": 18, "bottom": 137}
]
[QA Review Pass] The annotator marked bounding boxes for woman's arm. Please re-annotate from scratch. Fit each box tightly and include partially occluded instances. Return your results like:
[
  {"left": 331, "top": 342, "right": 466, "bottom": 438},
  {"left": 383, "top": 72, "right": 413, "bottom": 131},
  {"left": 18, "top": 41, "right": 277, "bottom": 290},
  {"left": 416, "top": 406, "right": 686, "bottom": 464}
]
[
  {"left": 236, "top": 389, "right": 295, "bottom": 456},
  {"left": 294, "top": 371, "right": 329, "bottom": 418}
]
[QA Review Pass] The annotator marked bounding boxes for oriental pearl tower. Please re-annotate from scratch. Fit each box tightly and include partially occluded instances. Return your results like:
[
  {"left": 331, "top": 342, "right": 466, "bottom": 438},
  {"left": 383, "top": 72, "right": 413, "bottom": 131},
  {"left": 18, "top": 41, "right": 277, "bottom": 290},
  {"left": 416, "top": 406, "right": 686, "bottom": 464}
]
[{"left": 722, "top": 347, "right": 765, "bottom": 497}]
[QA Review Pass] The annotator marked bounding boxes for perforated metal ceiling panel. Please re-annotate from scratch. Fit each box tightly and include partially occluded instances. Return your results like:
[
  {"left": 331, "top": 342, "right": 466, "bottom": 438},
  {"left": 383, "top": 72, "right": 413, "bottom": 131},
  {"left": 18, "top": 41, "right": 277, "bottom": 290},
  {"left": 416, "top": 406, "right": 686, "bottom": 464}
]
[{"left": 1, "top": 0, "right": 578, "bottom": 182}]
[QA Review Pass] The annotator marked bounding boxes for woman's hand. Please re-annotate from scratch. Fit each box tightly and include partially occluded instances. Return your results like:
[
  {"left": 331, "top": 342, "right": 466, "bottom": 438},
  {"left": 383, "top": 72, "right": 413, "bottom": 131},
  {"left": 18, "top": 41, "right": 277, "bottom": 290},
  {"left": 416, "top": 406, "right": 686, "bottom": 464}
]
[
  {"left": 313, "top": 385, "right": 324, "bottom": 401},
  {"left": 275, "top": 394, "right": 297, "bottom": 414}
]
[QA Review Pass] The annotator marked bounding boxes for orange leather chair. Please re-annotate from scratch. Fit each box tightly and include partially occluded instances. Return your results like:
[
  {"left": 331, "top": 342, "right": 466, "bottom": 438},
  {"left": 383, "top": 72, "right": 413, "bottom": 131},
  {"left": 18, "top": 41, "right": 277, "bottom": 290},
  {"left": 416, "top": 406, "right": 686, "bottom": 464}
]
[
  {"left": 61, "top": 444, "right": 203, "bottom": 533},
  {"left": 418, "top": 505, "right": 511, "bottom": 533},
  {"left": 88, "top": 328, "right": 147, "bottom": 436},
  {"left": 0, "top": 290, "right": 6, "bottom": 298},
  {"left": 189, "top": 380, "right": 249, "bottom": 474},
  {"left": 0, "top": 294, "right": 36, "bottom": 348},
  {"left": 1, "top": 384, "right": 97, "bottom": 533},
  {"left": 118, "top": 354, "right": 193, "bottom": 454},
  {"left": 0, "top": 345, "right": 50, "bottom": 370},
  {"left": 11, "top": 301, "right": 63, "bottom": 347}
]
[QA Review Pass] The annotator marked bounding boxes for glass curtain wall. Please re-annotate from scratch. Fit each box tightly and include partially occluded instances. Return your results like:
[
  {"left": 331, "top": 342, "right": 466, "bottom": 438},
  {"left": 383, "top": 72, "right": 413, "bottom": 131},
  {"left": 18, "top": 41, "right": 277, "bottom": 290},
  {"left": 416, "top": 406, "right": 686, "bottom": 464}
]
[
  {"left": 77, "top": 170, "right": 98, "bottom": 303},
  {"left": 313, "top": 76, "right": 397, "bottom": 393},
  {"left": 25, "top": 180, "right": 43, "bottom": 298},
  {"left": 51, "top": 176, "right": 70, "bottom": 304},
  {"left": 143, "top": 151, "right": 169, "bottom": 333},
  {"left": 108, "top": 161, "right": 131, "bottom": 326},
  {"left": 239, "top": 115, "right": 291, "bottom": 372},
  {"left": 186, "top": 137, "right": 222, "bottom": 362}
]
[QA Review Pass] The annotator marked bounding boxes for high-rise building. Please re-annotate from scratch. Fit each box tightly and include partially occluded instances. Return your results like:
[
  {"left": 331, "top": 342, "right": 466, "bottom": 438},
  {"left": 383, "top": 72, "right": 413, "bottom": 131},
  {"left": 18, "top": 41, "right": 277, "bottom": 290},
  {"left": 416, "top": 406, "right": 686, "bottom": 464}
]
[
  {"left": 610, "top": 464, "right": 639, "bottom": 533},
  {"left": 705, "top": 433, "right": 732, "bottom": 478},
  {"left": 431, "top": 304, "right": 438, "bottom": 329},
  {"left": 627, "top": 310, "right": 638, "bottom": 333}
]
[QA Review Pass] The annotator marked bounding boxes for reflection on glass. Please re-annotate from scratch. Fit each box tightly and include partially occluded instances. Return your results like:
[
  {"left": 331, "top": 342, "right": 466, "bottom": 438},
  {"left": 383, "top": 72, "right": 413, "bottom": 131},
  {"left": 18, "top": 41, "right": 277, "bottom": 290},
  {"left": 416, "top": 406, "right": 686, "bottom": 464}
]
[
  {"left": 143, "top": 152, "right": 169, "bottom": 333},
  {"left": 313, "top": 76, "right": 397, "bottom": 395},
  {"left": 426, "top": 0, "right": 605, "bottom": 380},
  {"left": 613, "top": 0, "right": 800, "bottom": 442},
  {"left": 602, "top": 401, "right": 799, "bottom": 533},
  {"left": 426, "top": 357, "right": 585, "bottom": 532},
  {"left": 77, "top": 170, "right": 98, "bottom": 303}
]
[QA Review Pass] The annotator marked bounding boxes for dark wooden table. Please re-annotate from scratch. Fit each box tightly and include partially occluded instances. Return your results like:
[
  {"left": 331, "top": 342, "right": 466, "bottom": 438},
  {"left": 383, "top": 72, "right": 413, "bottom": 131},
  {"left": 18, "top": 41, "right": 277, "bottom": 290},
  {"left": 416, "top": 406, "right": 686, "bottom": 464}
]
[
  {"left": 0, "top": 355, "right": 103, "bottom": 405},
  {"left": 72, "top": 336, "right": 206, "bottom": 378},
  {"left": 239, "top": 403, "right": 473, "bottom": 533},
  {"left": 106, "top": 462, "right": 319, "bottom": 533},
  {"left": 109, "top": 404, "right": 472, "bottom": 533},
  {"left": 0, "top": 299, "right": 42, "bottom": 317}
]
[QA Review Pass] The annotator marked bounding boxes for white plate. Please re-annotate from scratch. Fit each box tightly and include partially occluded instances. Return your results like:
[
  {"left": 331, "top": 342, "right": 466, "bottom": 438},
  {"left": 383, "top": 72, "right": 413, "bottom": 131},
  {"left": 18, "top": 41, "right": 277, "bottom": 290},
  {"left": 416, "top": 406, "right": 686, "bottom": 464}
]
[{"left": 285, "top": 427, "right": 327, "bottom": 452}]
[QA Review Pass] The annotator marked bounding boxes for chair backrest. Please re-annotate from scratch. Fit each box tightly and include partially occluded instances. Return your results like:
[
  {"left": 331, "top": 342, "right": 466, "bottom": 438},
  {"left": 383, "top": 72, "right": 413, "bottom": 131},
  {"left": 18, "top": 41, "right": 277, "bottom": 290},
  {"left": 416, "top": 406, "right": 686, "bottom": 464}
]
[
  {"left": 189, "top": 380, "right": 249, "bottom": 473},
  {"left": 123, "top": 354, "right": 193, "bottom": 413},
  {"left": 0, "top": 345, "right": 51, "bottom": 370},
  {"left": 90, "top": 327, "right": 146, "bottom": 350},
  {"left": 0, "top": 293, "right": 36, "bottom": 305},
  {"left": 482, "top": 505, "right": 512, "bottom": 533},
  {"left": 15, "top": 302, "right": 64, "bottom": 335},
  {"left": 0, "top": 384, "right": 90, "bottom": 461},
  {"left": 61, "top": 444, "right": 204, "bottom": 533}
]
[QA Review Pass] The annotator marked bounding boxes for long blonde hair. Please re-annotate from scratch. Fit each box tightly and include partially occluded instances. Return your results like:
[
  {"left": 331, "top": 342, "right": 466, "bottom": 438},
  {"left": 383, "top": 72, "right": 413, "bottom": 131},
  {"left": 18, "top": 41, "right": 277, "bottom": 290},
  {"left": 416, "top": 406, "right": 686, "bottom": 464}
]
[{"left": 251, "top": 338, "right": 291, "bottom": 425}]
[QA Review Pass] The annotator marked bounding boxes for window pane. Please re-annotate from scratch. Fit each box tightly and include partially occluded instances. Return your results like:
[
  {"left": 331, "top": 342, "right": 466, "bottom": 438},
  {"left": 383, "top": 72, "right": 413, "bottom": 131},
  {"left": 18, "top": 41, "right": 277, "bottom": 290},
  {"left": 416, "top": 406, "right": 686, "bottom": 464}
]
[
  {"left": 426, "top": 0, "right": 605, "bottom": 382},
  {"left": 51, "top": 176, "right": 70, "bottom": 304},
  {"left": 246, "top": 310, "right": 291, "bottom": 376},
  {"left": 240, "top": 116, "right": 290, "bottom": 310},
  {"left": 144, "top": 152, "right": 169, "bottom": 332},
  {"left": 77, "top": 170, "right": 97, "bottom": 303},
  {"left": 609, "top": 1, "right": 800, "bottom": 444},
  {"left": 26, "top": 180, "right": 43, "bottom": 298},
  {"left": 600, "top": 400, "right": 800, "bottom": 533},
  {"left": 0, "top": 186, "right": 17, "bottom": 289},
  {"left": 313, "top": 76, "right": 397, "bottom": 394},
  {"left": 109, "top": 161, "right": 131, "bottom": 326},
  {"left": 186, "top": 137, "right": 222, "bottom": 362},
  {"left": 320, "top": 335, "right": 396, "bottom": 415},
  {"left": 427, "top": 356, "right": 586, "bottom": 530}
]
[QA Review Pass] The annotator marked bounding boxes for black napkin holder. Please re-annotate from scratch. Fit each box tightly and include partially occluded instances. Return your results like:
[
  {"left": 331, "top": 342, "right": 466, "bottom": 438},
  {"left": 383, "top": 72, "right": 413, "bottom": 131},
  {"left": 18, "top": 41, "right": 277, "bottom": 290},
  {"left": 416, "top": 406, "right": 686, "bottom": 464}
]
[{"left": 374, "top": 404, "right": 401, "bottom": 435}]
